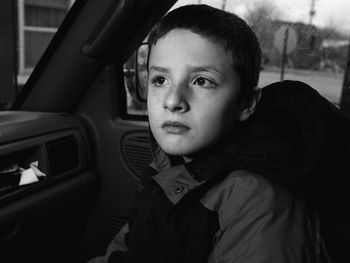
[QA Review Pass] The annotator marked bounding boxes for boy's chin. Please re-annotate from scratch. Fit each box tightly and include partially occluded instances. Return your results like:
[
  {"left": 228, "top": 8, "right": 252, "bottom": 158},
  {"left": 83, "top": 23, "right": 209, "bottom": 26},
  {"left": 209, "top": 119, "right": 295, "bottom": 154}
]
[
  {"left": 160, "top": 145, "right": 211, "bottom": 160},
  {"left": 162, "top": 148, "right": 190, "bottom": 157},
  {"left": 160, "top": 144, "right": 197, "bottom": 157},
  {"left": 159, "top": 140, "right": 221, "bottom": 160}
]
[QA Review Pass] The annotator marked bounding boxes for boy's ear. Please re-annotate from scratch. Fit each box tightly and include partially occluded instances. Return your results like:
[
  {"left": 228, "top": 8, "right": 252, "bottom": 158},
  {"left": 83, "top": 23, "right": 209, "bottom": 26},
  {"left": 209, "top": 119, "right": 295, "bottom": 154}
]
[{"left": 239, "top": 87, "right": 261, "bottom": 122}]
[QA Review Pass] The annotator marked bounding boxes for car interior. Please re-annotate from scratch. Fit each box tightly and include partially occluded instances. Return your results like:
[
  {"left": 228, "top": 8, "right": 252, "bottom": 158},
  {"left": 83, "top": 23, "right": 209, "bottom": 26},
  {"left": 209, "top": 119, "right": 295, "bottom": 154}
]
[
  {"left": 0, "top": 0, "right": 349, "bottom": 262},
  {"left": 0, "top": 0, "right": 177, "bottom": 262}
]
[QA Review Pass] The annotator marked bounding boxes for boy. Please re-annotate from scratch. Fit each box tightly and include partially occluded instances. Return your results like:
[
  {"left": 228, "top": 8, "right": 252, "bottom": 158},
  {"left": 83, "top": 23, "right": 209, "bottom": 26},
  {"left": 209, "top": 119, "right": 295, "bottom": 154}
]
[{"left": 89, "top": 5, "right": 331, "bottom": 262}]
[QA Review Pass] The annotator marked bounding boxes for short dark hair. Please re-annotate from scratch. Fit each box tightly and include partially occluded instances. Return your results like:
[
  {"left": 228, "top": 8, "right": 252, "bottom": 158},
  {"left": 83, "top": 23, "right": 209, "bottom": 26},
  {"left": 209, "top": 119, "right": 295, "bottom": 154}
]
[{"left": 147, "top": 4, "right": 261, "bottom": 101}]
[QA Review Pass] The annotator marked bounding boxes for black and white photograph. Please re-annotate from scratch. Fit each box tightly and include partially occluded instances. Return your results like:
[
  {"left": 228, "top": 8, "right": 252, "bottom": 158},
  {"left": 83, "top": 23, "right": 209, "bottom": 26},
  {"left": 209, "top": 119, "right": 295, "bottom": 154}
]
[{"left": 1, "top": 0, "right": 350, "bottom": 262}]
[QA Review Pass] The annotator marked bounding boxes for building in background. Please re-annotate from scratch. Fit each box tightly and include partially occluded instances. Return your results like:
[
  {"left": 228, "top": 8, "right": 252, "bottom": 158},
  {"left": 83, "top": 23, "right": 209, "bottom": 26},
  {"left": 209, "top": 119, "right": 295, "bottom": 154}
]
[{"left": 17, "top": 0, "right": 74, "bottom": 85}]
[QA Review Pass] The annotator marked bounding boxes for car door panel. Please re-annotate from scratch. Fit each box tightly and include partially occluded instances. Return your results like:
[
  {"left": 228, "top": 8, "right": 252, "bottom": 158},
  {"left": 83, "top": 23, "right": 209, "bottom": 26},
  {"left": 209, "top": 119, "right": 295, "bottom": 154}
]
[{"left": 0, "top": 111, "right": 97, "bottom": 263}]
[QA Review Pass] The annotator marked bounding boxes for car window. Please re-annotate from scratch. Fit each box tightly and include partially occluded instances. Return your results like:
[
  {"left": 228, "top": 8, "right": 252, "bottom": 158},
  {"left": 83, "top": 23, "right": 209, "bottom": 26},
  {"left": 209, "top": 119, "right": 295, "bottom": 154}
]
[
  {"left": 0, "top": 0, "right": 75, "bottom": 110},
  {"left": 123, "top": 0, "right": 350, "bottom": 116}
]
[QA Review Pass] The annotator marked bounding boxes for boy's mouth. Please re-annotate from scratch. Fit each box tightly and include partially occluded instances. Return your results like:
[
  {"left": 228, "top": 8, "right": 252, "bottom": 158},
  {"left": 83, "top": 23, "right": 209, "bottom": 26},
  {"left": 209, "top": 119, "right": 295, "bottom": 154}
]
[{"left": 162, "top": 121, "right": 190, "bottom": 134}]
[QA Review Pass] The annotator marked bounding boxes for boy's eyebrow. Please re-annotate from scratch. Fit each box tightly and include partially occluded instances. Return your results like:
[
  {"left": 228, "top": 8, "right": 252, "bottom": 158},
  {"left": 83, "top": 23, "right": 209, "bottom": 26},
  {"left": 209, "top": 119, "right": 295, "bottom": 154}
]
[
  {"left": 149, "top": 65, "right": 224, "bottom": 75},
  {"left": 149, "top": 66, "right": 170, "bottom": 73},
  {"left": 190, "top": 65, "right": 224, "bottom": 75}
]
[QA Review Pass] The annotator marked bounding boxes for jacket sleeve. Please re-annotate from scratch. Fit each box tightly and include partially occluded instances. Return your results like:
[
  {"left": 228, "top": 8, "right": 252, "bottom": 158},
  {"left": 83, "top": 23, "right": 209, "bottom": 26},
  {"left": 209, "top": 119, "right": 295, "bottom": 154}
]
[
  {"left": 87, "top": 223, "right": 129, "bottom": 263},
  {"left": 205, "top": 171, "right": 321, "bottom": 263}
]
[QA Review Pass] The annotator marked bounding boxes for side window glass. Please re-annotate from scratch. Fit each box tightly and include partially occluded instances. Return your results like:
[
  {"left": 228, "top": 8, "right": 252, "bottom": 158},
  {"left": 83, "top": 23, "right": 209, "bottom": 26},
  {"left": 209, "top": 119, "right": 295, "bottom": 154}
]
[{"left": 244, "top": 0, "right": 348, "bottom": 107}]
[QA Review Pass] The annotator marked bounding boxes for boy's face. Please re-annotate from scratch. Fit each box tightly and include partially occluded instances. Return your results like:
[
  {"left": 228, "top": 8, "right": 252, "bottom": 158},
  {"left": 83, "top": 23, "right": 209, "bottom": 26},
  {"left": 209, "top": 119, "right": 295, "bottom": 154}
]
[{"left": 147, "top": 29, "right": 244, "bottom": 157}]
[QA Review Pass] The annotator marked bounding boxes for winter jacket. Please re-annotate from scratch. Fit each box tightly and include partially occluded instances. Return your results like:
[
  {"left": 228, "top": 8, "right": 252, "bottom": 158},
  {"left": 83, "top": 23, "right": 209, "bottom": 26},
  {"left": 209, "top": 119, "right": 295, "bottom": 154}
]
[{"left": 89, "top": 80, "right": 350, "bottom": 263}]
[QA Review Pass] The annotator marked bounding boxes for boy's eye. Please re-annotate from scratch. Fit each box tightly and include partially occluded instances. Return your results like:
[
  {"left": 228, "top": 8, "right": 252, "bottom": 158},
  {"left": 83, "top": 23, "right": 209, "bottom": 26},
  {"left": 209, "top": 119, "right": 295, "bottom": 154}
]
[
  {"left": 151, "top": 76, "right": 169, "bottom": 87},
  {"left": 193, "top": 77, "right": 217, "bottom": 88}
]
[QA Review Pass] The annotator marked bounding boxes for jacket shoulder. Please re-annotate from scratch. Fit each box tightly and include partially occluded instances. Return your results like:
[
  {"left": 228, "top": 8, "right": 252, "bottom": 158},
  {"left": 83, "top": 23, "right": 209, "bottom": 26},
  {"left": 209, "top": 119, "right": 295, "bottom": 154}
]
[
  {"left": 202, "top": 170, "right": 326, "bottom": 262},
  {"left": 200, "top": 170, "right": 310, "bottom": 230}
]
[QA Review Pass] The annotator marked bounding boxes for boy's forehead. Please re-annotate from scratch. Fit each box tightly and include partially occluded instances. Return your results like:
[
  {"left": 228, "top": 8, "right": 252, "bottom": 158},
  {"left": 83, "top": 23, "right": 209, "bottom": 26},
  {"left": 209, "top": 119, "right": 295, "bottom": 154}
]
[
  {"left": 155, "top": 29, "right": 220, "bottom": 50},
  {"left": 149, "top": 29, "right": 234, "bottom": 68}
]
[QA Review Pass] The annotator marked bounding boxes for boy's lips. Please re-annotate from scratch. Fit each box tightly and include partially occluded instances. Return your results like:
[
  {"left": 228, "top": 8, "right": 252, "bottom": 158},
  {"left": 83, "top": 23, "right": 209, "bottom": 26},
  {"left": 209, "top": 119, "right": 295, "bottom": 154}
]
[{"left": 161, "top": 121, "right": 190, "bottom": 134}]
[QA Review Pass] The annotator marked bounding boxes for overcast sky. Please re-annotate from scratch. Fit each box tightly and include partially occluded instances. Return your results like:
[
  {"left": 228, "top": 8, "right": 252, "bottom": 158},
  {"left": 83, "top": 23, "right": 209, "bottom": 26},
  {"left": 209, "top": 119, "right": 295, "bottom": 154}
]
[{"left": 173, "top": 0, "right": 350, "bottom": 35}]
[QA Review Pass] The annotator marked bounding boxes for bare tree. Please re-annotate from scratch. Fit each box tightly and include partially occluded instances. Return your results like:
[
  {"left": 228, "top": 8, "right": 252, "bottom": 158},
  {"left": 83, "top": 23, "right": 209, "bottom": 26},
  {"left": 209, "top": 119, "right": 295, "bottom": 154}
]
[
  {"left": 322, "top": 18, "right": 347, "bottom": 40},
  {"left": 244, "top": 0, "right": 282, "bottom": 49},
  {"left": 245, "top": 0, "right": 281, "bottom": 26}
]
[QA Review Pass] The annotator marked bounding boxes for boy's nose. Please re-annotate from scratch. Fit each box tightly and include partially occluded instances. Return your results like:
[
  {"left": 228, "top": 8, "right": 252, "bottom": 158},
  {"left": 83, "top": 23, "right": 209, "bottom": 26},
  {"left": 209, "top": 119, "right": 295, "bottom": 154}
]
[{"left": 164, "top": 86, "right": 189, "bottom": 113}]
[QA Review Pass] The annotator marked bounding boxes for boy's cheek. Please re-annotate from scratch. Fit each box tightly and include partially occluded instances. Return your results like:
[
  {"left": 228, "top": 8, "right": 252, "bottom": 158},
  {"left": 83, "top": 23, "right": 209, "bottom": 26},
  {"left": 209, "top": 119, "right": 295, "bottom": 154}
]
[
  {"left": 147, "top": 103, "right": 162, "bottom": 131},
  {"left": 147, "top": 92, "right": 164, "bottom": 113},
  {"left": 147, "top": 89, "right": 160, "bottom": 103}
]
